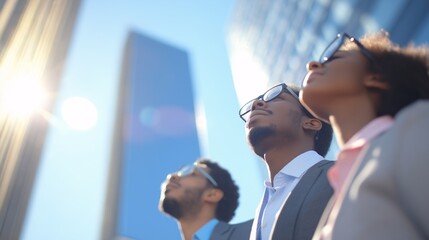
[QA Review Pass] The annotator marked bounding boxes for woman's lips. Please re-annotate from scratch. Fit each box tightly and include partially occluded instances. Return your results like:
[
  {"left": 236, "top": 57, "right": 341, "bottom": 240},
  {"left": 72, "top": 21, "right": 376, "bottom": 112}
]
[{"left": 304, "top": 71, "right": 322, "bottom": 86}]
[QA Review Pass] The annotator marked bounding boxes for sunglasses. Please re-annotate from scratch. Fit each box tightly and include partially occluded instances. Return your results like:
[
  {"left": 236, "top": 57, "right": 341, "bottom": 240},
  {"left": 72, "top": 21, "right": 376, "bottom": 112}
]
[
  {"left": 176, "top": 164, "right": 218, "bottom": 187},
  {"left": 238, "top": 83, "right": 299, "bottom": 122},
  {"left": 320, "top": 32, "right": 378, "bottom": 67}
]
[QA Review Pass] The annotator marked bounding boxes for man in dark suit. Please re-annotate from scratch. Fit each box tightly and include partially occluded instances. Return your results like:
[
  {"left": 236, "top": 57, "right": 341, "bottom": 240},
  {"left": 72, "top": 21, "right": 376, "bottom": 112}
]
[
  {"left": 238, "top": 83, "right": 334, "bottom": 239},
  {"left": 159, "top": 158, "right": 251, "bottom": 240}
]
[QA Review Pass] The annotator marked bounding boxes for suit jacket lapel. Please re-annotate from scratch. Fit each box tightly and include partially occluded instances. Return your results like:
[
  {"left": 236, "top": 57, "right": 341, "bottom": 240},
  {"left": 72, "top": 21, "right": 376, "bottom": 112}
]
[
  {"left": 210, "top": 221, "right": 231, "bottom": 240},
  {"left": 271, "top": 160, "right": 329, "bottom": 240}
]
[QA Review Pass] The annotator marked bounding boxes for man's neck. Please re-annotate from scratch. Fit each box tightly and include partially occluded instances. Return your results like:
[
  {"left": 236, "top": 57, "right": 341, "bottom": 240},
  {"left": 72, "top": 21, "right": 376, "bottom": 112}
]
[{"left": 263, "top": 143, "right": 314, "bottom": 183}]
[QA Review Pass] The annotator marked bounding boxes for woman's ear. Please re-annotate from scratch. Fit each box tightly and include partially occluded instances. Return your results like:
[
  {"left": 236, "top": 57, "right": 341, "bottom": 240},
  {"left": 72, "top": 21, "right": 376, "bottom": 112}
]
[
  {"left": 364, "top": 74, "right": 390, "bottom": 90},
  {"left": 302, "top": 118, "right": 322, "bottom": 131}
]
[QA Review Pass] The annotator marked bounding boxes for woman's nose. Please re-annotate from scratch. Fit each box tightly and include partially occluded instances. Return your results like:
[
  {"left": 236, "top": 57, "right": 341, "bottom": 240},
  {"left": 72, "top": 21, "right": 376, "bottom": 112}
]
[{"left": 306, "top": 61, "right": 322, "bottom": 71}]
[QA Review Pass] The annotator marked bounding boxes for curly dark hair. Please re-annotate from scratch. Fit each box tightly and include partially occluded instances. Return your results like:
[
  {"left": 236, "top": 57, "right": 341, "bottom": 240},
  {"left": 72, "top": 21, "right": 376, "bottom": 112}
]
[
  {"left": 196, "top": 159, "right": 239, "bottom": 222},
  {"left": 290, "top": 87, "right": 333, "bottom": 157},
  {"left": 343, "top": 30, "right": 429, "bottom": 116}
]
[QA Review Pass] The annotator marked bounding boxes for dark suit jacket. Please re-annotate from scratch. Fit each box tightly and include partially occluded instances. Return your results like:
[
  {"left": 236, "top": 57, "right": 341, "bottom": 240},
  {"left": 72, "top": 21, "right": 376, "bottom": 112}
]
[
  {"left": 210, "top": 219, "right": 253, "bottom": 240},
  {"left": 270, "top": 160, "right": 334, "bottom": 240}
]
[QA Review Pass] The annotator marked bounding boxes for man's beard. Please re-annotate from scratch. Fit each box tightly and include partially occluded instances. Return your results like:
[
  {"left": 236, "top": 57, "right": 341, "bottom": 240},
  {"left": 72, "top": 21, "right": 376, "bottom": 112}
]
[
  {"left": 160, "top": 187, "right": 205, "bottom": 220},
  {"left": 161, "top": 198, "right": 183, "bottom": 219},
  {"left": 248, "top": 126, "right": 276, "bottom": 148}
]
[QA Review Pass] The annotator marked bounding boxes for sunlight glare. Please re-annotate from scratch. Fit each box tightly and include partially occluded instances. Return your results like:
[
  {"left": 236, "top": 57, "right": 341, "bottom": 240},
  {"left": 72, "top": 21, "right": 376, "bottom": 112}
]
[
  {"left": 61, "top": 97, "right": 98, "bottom": 131},
  {"left": 1, "top": 74, "right": 47, "bottom": 117},
  {"left": 228, "top": 36, "right": 269, "bottom": 105}
]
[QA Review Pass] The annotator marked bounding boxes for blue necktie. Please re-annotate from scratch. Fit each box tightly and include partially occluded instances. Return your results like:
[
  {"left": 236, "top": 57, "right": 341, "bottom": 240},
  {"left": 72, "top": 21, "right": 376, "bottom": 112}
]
[{"left": 256, "top": 189, "right": 269, "bottom": 240}]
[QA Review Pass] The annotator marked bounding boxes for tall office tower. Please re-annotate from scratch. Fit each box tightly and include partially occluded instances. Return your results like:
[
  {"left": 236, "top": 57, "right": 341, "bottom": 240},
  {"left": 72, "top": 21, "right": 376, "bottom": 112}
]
[
  {"left": 102, "top": 31, "right": 201, "bottom": 240},
  {"left": 0, "top": 1, "right": 81, "bottom": 239},
  {"left": 227, "top": 0, "right": 429, "bottom": 104}
]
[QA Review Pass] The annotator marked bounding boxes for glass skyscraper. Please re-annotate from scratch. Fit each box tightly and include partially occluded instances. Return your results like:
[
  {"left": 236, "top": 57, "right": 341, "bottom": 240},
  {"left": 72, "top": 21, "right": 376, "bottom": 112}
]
[{"left": 103, "top": 31, "right": 201, "bottom": 240}]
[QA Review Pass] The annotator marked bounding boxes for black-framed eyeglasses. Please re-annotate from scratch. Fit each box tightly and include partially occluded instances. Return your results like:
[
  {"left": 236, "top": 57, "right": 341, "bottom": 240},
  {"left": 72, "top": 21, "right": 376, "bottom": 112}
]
[
  {"left": 238, "top": 83, "right": 299, "bottom": 122},
  {"left": 176, "top": 164, "right": 218, "bottom": 187},
  {"left": 320, "top": 33, "right": 378, "bottom": 67}
]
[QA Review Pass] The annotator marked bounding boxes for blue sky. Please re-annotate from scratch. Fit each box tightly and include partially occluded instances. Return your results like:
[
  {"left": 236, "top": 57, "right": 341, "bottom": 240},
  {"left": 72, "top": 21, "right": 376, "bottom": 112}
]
[{"left": 21, "top": 1, "right": 265, "bottom": 240}]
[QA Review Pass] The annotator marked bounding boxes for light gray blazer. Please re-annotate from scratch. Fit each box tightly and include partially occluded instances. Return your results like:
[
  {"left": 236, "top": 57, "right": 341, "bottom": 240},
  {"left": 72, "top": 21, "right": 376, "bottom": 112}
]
[{"left": 326, "top": 100, "right": 429, "bottom": 240}]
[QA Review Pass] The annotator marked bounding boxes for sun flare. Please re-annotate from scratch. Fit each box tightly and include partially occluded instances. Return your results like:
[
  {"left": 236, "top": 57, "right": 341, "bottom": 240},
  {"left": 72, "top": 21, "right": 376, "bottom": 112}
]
[
  {"left": 0, "top": 74, "right": 47, "bottom": 117},
  {"left": 60, "top": 96, "right": 98, "bottom": 131}
]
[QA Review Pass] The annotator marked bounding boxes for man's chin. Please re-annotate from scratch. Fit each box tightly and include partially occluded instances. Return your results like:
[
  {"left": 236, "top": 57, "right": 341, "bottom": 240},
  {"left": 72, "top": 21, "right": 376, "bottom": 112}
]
[
  {"left": 161, "top": 197, "right": 182, "bottom": 219},
  {"left": 247, "top": 126, "right": 275, "bottom": 148},
  {"left": 246, "top": 117, "right": 262, "bottom": 129}
]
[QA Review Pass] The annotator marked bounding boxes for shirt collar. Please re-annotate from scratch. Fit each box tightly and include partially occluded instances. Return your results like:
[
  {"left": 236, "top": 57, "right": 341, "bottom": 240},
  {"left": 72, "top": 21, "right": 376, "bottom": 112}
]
[
  {"left": 265, "top": 150, "right": 324, "bottom": 188},
  {"left": 194, "top": 219, "right": 218, "bottom": 240}
]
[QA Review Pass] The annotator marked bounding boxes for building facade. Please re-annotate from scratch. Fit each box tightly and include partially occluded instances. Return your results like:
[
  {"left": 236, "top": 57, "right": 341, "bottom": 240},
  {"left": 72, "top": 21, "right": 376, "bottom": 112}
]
[
  {"left": 0, "top": 1, "right": 81, "bottom": 239},
  {"left": 103, "top": 31, "right": 201, "bottom": 240}
]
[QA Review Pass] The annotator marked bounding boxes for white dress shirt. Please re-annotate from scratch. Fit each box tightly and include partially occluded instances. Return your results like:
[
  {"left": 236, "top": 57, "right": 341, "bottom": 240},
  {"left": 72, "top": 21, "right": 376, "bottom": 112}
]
[{"left": 250, "top": 150, "right": 324, "bottom": 240}]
